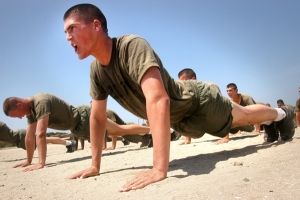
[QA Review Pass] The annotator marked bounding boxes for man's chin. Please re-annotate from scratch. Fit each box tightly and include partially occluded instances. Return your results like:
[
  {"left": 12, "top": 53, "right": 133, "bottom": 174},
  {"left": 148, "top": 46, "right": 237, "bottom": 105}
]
[{"left": 78, "top": 54, "right": 88, "bottom": 60}]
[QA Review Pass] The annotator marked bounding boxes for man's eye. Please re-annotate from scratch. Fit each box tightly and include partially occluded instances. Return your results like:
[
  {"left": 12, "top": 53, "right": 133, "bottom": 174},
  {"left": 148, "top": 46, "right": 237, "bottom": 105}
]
[{"left": 67, "top": 26, "right": 74, "bottom": 33}]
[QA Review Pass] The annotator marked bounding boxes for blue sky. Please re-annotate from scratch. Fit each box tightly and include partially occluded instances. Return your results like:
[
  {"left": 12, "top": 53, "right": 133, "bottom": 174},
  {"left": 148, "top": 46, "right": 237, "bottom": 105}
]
[{"left": 1, "top": 0, "right": 299, "bottom": 130}]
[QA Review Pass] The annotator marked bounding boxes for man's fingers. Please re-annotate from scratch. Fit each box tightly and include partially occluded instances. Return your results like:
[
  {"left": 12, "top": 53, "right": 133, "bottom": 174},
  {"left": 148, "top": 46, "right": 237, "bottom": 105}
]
[
  {"left": 67, "top": 171, "right": 82, "bottom": 179},
  {"left": 13, "top": 161, "right": 29, "bottom": 168},
  {"left": 120, "top": 169, "right": 167, "bottom": 192},
  {"left": 68, "top": 168, "right": 99, "bottom": 179},
  {"left": 24, "top": 168, "right": 33, "bottom": 172},
  {"left": 80, "top": 172, "right": 90, "bottom": 179},
  {"left": 120, "top": 174, "right": 150, "bottom": 192},
  {"left": 79, "top": 170, "right": 91, "bottom": 179},
  {"left": 23, "top": 166, "right": 33, "bottom": 172},
  {"left": 80, "top": 170, "right": 99, "bottom": 179},
  {"left": 22, "top": 164, "right": 42, "bottom": 172},
  {"left": 120, "top": 181, "right": 146, "bottom": 192}
]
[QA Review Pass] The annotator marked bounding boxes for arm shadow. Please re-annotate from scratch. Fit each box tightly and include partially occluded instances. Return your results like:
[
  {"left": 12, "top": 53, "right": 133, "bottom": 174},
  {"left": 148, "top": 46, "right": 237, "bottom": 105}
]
[
  {"left": 46, "top": 146, "right": 148, "bottom": 168},
  {"left": 168, "top": 141, "right": 282, "bottom": 179}
]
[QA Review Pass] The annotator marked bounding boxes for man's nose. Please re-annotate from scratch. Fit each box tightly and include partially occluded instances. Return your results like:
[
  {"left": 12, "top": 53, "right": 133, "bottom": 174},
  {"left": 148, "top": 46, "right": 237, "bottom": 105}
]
[{"left": 66, "top": 32, "right": 72, "bottom": 41}]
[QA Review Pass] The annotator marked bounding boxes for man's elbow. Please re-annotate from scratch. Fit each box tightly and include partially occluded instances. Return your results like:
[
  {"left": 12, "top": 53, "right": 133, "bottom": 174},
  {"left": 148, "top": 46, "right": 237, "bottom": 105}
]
[
  {"left": 25, "top": 134, "right": 35, "bottom": 144},
  {"left": 162, "top": 95, "right": 170, "bottom": 106},
  {"left": 156, "top": 95, "right": 170, "bottom": 109},
  {"left": 36, "top": 131, "right": 47, "bottom": 139}
]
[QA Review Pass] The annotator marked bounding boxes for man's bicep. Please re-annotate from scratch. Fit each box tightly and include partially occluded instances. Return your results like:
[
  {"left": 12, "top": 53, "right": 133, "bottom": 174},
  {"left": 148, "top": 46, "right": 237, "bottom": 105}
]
[{"left": 141, "top": 67, "right": 166, "bottom": 99}]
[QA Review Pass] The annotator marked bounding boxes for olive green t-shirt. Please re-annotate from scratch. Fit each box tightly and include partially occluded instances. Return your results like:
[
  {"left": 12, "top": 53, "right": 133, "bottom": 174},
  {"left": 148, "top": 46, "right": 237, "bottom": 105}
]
[
  {"left": 90, "top": 35, "right": 195, "bottom": 123},
  {"left": 296, "top": 98, "right": 300, "bottom": 112},
  {"left": 27, "top": 93, "right": 80, "bottom": 131},
  {"left": 240, "top": 94, "right": 256, "bottom": 106}
]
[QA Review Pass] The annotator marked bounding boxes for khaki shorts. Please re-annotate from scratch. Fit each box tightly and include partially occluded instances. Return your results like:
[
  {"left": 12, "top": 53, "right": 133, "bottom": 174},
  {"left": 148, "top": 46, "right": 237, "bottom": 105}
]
[{"left": 172, "top": 82, "right": 233, "bottom": 138}]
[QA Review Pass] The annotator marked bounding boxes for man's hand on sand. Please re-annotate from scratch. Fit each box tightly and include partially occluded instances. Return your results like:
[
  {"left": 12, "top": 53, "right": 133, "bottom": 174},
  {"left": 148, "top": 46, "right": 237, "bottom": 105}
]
[
  {"left": 23, "top": 163, "right": 44, "bottom": 172},
  {"left": 120, "top": 168, "right": 167, "bottom": 192},
  {"left": 67, "top": 166, "right": 99, "bottom": 179},
  {"left": 13, "top": 160, "right": 31, "bottom": 168}
]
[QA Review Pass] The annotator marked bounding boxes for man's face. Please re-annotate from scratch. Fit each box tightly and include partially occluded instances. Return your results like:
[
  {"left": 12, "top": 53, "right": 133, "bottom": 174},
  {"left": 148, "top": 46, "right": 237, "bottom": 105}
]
[
  {"left": 64, "top": 16, "right": 95, "bottom": 60},
  {"left": 179, "top": 73, "right": 189, "bottom": 80},
  {"left": 226, "top": 87, "right": 238, "bottom": 99},
  {"left": 179, "top": 73, "right": 195, "bottom": 81},
  {"left": 277, "top": 102, "right": 284, "bottom": 108},
  {"left": 8, "top": 108, "right": 26, "bottom": 119}
]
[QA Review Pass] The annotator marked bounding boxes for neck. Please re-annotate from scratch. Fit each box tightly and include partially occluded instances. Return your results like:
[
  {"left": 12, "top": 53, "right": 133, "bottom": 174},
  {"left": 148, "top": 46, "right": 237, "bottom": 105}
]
[
  {"left": 231, "top": 94, "right": 241, "bottom": 104},
  {"left": 92, "top": 35, "right": 113, "bottom": 66},
  {"left": 24, "top": 98, "right": 33, "bottom": 115}
]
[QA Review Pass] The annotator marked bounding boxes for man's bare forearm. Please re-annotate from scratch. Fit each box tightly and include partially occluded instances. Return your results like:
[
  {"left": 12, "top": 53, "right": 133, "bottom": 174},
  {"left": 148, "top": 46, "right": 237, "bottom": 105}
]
[
  {"left": 147, "top": 96, "right": 170, "bottom": 173},
  {"left": 90, "top": 116, "right": 106, "bottom": 170},
  {"left": 36, "top": 131, "right": 47, "bottom": 165},
  {"left": 25, "top": 133, "right": 35, "bottom": 163}
]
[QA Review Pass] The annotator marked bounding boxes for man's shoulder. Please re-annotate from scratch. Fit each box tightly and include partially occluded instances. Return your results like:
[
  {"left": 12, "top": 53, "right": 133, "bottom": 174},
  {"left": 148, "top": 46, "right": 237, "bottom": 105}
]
[
  {"left": 90, "top": 59, "right": 98, "bottom": 68},
  {"left": 33, "top": 93, "right": 66, "bottom": 108},
  {"left": 15, "top": 129, "right": 26, "bottom": 135},
  {"left": 33, "top": 93, "right": 57, "bottom": 101},
  {"left": 116, "top": 34, "right": 147, "bottom": 49},
  {"left": 0, "top": 121, "right": 6, "bottom": 127},
  {"left": 240, "top": 93, "right": 255, "bottom": 104},
  {"left": 0, "top": 121, "right": 10, "bottom": 132},
  {"left": 106, "top": 109, "right": 114, "bottom": 114},
  {"left": 117, "top": 34, "right": 143, "bottom": 42},
  {"left": 106, "top": 109, "right": 120, "bottom": 118},
  {"left": 241, "top": 93, "right": 254, "bottom": 100}
]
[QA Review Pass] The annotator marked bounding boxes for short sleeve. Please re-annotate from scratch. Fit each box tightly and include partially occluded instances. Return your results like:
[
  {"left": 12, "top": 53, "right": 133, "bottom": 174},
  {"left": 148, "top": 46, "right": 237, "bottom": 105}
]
[
  {"left": 35, "top": 100, "right": 51, "bottom": 120},
  {"left": 126, "top": 37, "right": 161, "bottom": 84},
  {"left": 90, "top": 60, "right": 109, "bottom": 100},
  {"left": 27, "top": 99, "right": 50, "bottom": 124}
]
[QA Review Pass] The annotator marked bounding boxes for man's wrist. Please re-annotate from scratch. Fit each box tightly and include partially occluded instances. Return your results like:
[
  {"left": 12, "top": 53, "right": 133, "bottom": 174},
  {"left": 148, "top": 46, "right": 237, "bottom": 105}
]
[
  {"left": 39, "top": 161, "right": 45, "bottom": 166},
  {"left": 91, "top": 160, "right": 100, "bottom": 171}
]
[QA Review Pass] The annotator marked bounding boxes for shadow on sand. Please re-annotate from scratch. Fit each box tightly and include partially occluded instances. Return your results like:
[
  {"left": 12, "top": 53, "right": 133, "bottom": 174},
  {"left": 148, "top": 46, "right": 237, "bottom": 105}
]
[{"left": 169, "top": 137, "right": 298, "bottom": 178}]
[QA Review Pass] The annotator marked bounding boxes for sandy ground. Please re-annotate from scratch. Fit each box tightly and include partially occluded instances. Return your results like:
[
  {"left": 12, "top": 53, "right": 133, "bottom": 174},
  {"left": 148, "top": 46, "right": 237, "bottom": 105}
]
[{"left": 1, "top": 128, "right": 300, "bottom": 200}]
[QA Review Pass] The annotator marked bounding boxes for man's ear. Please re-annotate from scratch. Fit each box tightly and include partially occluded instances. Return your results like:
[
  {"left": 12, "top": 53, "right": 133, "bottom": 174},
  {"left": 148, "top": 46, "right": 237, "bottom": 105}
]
[{"left": 93, "top": 19, "right": 102, "bottom": 31}]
